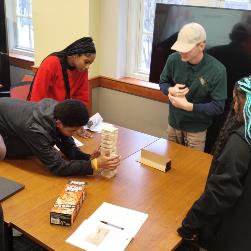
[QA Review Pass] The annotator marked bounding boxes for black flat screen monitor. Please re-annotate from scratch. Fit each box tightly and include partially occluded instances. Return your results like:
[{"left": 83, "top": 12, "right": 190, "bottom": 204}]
[{"left": 150, "top": 3, "right": 251, "bottom": 86}]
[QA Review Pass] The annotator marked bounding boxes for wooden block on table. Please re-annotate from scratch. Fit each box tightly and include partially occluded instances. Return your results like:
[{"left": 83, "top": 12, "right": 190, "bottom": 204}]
[{"left": 140, "top": 148, "right": 171, "bottom": 172}]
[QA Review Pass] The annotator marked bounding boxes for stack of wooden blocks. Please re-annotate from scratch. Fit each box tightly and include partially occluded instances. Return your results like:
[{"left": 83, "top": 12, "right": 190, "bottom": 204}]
[{"left": 100, "top": 124, "right": 118, "bottom": 178}]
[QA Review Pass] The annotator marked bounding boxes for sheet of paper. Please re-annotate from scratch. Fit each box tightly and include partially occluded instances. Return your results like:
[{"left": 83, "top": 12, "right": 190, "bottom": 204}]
[
  {"left": 66, "top": 202, "right": 148, "bottom": 251},
  {"left": 73, "top": 136, "right": 84, "bottom": 147},
  {"left": 83, "top": 112, "right": 115, "bottom": 133},
  {"left": 84, "top": 113, "right": 104, "bottom": 133},
  {"left": 66, "top": 219, "right": 131, "bottom": 251},
  {"left": 54, "top": 137, "right": 83, "bottom": 151},
  {"left": 89, "top": 202, "right": 148, "bottom": 237}
]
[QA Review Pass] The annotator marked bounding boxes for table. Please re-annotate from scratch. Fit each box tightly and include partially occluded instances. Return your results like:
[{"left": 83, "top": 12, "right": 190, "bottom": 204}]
[
  {"left": 1, "top": 126, "right": 158, "bottom": 225},
  {"left": 9, "top": 139, "right": 212, "bottom": 251},
  {"left": 0, "top": 159, "right": 67, "bottom": 224},
  {"left": 78, "top": 125, "right": 159, "bottom": 160}
]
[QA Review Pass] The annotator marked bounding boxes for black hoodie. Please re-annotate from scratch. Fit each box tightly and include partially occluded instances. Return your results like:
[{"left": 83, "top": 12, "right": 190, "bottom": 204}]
[
  {"left": 179, "top": 125, "right": 251, "bottom": 250},
  {"left": 0, "top": 98, "right": 93, "bottom": 176}
]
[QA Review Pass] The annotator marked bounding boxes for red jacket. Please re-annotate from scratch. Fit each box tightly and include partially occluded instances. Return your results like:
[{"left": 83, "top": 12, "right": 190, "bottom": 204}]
[{"left": 29, "top": 56, "right": 89, "bottom": 106}]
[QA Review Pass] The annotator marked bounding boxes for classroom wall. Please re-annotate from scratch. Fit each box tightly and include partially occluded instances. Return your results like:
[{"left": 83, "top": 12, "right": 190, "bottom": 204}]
[
  {"left": 30, "top": 0, "right": 226, "bottom": 138},
  {"left": 92, "top": 87, "right": 168, "bottom": 138},
  {"left": 90, "top": 0, "right": 233, "bottom": 137},
  {"left": 98, "top": 0, "right": 127, "bottom": 78},
  {"left": 89, "top": 0, "right": 167, "bottom": 138},
  {"left": 89, "top": 0, "right": 100, "bottom": 77},
  {"left": 32, "top": 0, "right": 100, "bottom": 77}
]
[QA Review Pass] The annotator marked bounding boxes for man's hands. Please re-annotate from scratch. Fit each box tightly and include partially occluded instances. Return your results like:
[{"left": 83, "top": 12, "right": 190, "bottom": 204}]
[
  {"left": 97, "top": 154, "right": 120, "bottom": 169},
  {"left": 91, "top": 149, "right": 120, "bottom": 169},
  {"left": 168, "top": 84, "right": 193, "bottom": 111},
  {"left": 168, "top": 83, "right": 189, "bottom": 97},
  {"left": 90, "top": 148, "right": 101, "bottom": 160}
]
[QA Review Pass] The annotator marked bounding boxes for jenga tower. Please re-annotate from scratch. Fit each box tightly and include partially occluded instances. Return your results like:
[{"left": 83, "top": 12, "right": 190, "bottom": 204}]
[{"left": 100, "top": 124, "right": 118, "bottom": 178}]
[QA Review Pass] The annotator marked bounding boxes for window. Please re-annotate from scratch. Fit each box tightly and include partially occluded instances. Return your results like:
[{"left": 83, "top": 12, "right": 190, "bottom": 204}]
[
  {"left": 127, "top": 0, "right": 251, "bottom": 81},
  {"left": 140, "top": 0, "right": 184, "bottom": 74},
  {"left": 5, "top": 0, "right": 34, "bottom": 56},
  {"left": 15, "top": 0, "right": 33, "bottom": 52},
  {"left": 224, "top": 0, "right": 250, "bottom": 9}
]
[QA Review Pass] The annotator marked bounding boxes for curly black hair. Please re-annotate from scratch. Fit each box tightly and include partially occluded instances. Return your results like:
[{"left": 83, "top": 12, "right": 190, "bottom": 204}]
[{"left": 212, "top": 82, "right": 246, "bottom": 158}]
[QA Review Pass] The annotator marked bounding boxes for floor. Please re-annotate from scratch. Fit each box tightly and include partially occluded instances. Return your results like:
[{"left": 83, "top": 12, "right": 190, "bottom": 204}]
[{"left": 13, "top": 235, "right": 47, "bottom": 251}]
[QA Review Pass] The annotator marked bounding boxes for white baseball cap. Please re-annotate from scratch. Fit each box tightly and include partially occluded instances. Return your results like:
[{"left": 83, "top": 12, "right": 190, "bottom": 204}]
[{"left": 171, "top": 22, "right": 206, "bottom": 53}]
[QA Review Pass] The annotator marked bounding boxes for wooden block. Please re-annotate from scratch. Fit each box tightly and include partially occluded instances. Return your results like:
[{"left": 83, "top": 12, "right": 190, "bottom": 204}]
[{"left": 140, "top": 148, "right": 171, "bottom": 172}]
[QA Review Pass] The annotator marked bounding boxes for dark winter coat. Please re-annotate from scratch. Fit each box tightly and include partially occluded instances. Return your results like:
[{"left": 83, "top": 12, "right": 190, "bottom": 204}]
[
  {"left": 0, "top": 98, "right": 93, "bottom": 176},
  {"left": 179, "top": 125, "right": 251, "bottom": 251}
]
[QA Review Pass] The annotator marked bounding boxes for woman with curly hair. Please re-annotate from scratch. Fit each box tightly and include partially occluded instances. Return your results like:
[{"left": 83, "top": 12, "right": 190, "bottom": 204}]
[{"left": 177, "top": 76, "right": 251, "bottom": 251}]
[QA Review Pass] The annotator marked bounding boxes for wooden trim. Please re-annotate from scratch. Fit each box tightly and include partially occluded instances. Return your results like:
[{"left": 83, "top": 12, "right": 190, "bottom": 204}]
[
  {"left": 17, "top": 64, "right": 168, "bottom": 104},
  {"left": 89, "top": 76, "right": 169, "bottom": 103},
  {"left": 9, "top": 53, "right": 34, "bottom": 70},
  {"left": 25, "top": 68, "right": 168, "bottom": 103},
  {"left": 10, "top": 57, "right": 168, "bottom": 103},
  {"left": 30, "top": 66, "right": 38, "bottom": 74},
  {"left": 88, "top": 77, "right": 101, "bottom": 114}
]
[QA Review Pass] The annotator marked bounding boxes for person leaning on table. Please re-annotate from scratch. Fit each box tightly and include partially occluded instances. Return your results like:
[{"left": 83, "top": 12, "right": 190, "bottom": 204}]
[
  {"left": 0, "top": 98, "right": 120, "bottom": 176},
  {"left": 27, "top": 37, "right": 95, "bottom": 107},
  {"left": 27, "top": 37, "right": 96, "bottom": 139}
]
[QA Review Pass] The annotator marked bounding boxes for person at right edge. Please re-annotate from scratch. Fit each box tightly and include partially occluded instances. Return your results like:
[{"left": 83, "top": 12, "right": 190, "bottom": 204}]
[
  {"left": 0, "top": 204, "right": 4, "bottom": 251},
  {"left": 177, "top": 76, "right": 251, "bottom": 251},
  {"left": 159, "top": 22, "right": 227, "bottom": 152}
]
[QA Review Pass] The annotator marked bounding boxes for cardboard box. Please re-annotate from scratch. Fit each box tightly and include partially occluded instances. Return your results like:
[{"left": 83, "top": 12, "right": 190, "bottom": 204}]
[
  {"left": 140, "top": 148, "right": 171, "bottom": 172},
  {"left": 50, "top": 180, "right": 86, "bottom": 226}
]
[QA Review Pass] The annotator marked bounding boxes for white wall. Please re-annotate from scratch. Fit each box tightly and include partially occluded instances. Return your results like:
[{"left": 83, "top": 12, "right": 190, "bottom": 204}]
[
  {"left": 90, "top": 0, "right": 240, "bottom": 137},
  {"left": 92, "top": 87, "right": 168, "bottom": 138},
  {"left": 91, "top": 0, "right": 170, "bottom": 138},
  {"left": 32, "top": 0, "right": 90, "bottom": 66},
  {"left": 98, "top": 0, "right": 128, "bottom": 78},
  {"left": 30, "top": 0, "right": 232, "bottom": 138}
]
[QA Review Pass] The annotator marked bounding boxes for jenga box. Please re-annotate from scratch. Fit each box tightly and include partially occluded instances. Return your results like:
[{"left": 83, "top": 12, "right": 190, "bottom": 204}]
[{"left": 50, "top": 180, "right": 86, "bottom": 226}]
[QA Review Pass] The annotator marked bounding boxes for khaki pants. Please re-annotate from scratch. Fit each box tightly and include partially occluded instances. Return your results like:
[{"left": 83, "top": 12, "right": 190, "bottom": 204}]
[{"left": 167, "top": 125, "right": 207, "bottom": 152}]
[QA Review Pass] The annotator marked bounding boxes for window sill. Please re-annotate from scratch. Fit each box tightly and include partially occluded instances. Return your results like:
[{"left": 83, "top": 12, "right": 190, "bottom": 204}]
[
  {"left": 89, "top": 76, "right": 168, "bottom": 103},
  {"left": 15, "top": 65, "right": 168, "bottom": 104},
  {"left": 9, "top": 52, "right": 34, "bottom": 70}
]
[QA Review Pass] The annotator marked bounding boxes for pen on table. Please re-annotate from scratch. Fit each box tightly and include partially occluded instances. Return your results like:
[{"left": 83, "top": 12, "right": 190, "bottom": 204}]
[{"left": 100, "top": 220, "right": 124, "bottom": 230}]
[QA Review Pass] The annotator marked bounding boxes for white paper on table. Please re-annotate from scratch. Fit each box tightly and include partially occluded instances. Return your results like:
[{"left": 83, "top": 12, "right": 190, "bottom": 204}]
[
  {"left": 84, "top": 112, "right": 116, "bottom": 133},
  {"left": 54, "top": 137, "right": 83, "bottom": 151},
  {"left": 88, "top": 202, "right": 148, "bottom": 237},
  {"left": 84, "top": 113, "right": 103, "bottom": 132},
  {"left": 66, "top": 219, "right": 132, "bottom": 251},
  {"left": 84, "top": 123, "right": 103, "bottom": 133},
  {"left": 72, "top": 136, "right": 84, "bottom": 147},
  {"left": 86, "top": 122, "right": 116, "bottom": 133},
  {"left": 66, "top": 202, "right": 148, "bottom": 251}
]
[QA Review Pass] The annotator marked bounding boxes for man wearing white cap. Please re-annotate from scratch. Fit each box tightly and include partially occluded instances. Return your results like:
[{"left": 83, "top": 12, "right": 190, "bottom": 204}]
[{"left": 159, "top": 22, "right": 227, "bottom": 151}]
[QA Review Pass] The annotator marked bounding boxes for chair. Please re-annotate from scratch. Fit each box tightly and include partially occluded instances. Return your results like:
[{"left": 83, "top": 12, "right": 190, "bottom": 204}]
[{"left": 10, "top": 74, "right": 33, "bottom": 100}]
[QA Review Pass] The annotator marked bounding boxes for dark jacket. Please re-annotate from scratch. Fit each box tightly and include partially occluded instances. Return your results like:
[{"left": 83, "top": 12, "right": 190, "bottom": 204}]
[
  {"left": 0, "top": 204, "right": 5, "bottom": 251},
  {"left": 179, "top": 125, "right": 251, "bottom": 251},
  {"left": 0, "top": 98, "right": 93, "bottom": 176}
]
